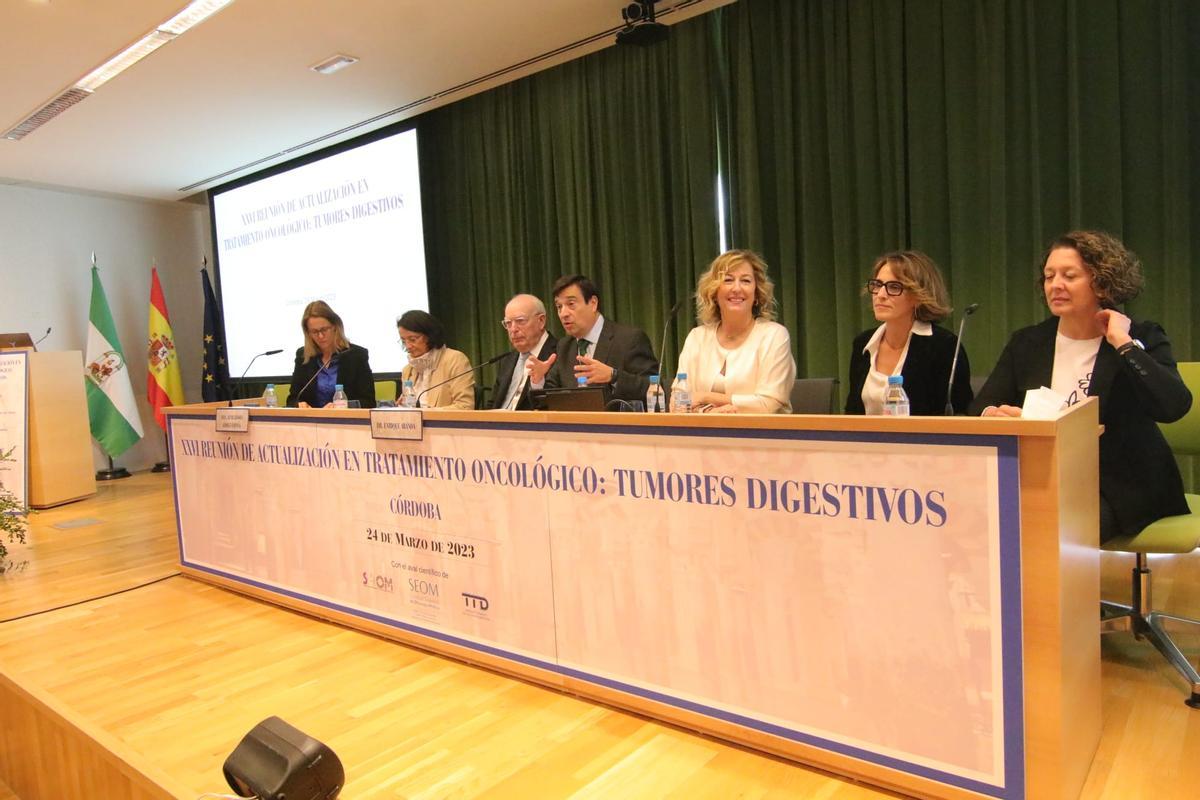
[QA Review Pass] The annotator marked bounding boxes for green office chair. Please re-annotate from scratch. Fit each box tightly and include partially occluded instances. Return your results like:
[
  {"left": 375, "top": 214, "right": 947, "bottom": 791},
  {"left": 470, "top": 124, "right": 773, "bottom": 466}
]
[
  {"left": 1100, "top": 362, "right": 1200, "bottom": 707},
  {"left": 375, "top": 379, "right": 397, "bottom": 405},
  {"left": 274, "top": 383, "right": 291, "bottom": 407}
]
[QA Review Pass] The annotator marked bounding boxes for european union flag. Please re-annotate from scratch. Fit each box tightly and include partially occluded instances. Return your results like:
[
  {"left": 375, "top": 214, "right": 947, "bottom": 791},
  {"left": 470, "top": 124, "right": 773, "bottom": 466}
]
[{"left": 201, "top": 268, "right": 231, "bottom": 401}]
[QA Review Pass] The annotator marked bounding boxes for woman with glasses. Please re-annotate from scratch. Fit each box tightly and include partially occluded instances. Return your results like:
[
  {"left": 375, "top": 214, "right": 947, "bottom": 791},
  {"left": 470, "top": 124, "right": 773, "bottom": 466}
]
[
  {"left": 397, "top": 309, "right": 475, "bottom": 409},
  {"left": 971, "top": 231, "right": 1191, "bottom": 542},
  {"left": 845, "top": 250, "right": 972, "bottom": 415},
  {"left": 287, "top": 300, "right": 376, "bottom": 408},
  {"left": 673, "top": 250, "right": 796, "bottom": 413}
]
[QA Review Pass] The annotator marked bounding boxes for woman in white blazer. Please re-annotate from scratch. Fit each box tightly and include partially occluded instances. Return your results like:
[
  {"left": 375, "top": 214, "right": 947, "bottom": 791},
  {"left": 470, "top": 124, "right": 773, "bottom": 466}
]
[{"left": 674, "top": 250, "right": 796, "bottom": 413}]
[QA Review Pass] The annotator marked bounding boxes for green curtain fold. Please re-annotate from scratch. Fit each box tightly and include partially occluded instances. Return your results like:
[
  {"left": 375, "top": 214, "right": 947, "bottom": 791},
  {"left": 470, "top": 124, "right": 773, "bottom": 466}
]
[{"left": 417, "top": 0, "right": 1197, "bottom": 485}]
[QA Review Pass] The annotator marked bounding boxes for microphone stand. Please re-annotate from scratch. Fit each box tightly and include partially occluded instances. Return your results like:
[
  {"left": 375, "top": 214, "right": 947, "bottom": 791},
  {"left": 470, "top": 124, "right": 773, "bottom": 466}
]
[
  {"left": 228, "top": 349, "right": 284, "bottom": 407},
  {"left": 658, "top": 298, "right": 685, "bottom": 383},
  {"left": 945, "top": 303, "right": 979, "bottom": 415},
  {"left": 415, "top": 353, "right": 505, "bottom": 408}
]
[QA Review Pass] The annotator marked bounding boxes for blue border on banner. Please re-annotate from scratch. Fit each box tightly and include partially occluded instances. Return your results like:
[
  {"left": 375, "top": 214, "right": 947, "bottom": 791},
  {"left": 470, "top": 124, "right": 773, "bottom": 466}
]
[{"left": 172, "top": 413, "right": 1025, "bottom": 798}]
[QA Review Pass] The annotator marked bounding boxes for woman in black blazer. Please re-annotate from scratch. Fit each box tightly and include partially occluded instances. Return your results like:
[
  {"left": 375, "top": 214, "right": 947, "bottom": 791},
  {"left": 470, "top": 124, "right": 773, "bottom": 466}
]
[
  {"left": 287, "top": 300, "right": 376, "bottom": 409},
  {"left": 970, "top": 231, "right": 1192, "bottom": 542},
  {"left": 845, "top": 250, "right": 973, "bottom": 415}
]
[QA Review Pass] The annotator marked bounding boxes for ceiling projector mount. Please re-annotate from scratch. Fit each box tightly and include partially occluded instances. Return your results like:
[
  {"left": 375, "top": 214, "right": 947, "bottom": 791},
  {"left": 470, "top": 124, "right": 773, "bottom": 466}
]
[{"left": 617, "top": 0, "right": 669, "bottom": 46}]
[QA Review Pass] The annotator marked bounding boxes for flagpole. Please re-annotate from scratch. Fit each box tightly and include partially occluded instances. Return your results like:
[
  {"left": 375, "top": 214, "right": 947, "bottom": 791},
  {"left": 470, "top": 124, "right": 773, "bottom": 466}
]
[
  {"left": 152, "top": 432, "right": 171, "bottom": 473},
  {"left": 96, "top": 455, "right": 132, "bottom": 481}
]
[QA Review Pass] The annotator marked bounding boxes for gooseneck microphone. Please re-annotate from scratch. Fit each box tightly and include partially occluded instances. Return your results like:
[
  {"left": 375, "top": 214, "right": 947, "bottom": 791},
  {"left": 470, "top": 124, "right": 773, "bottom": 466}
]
[
  {"left": 415, "top": 352, "right": 505, "bottom": 408},
  {"left": 33, "top": 327, "right": 52, "bottom": 347},
  {"left": 293, "top": 358, "right": 331, "bottom": 406},
  {"left": 229, "top": 349, "right": 284, "bottom": 407},
  {"left": 657, "top": 298, "right": 686, "bottom": 380},
  {"left": 945, "top": 303, "right": 980, "bottom": 415}
]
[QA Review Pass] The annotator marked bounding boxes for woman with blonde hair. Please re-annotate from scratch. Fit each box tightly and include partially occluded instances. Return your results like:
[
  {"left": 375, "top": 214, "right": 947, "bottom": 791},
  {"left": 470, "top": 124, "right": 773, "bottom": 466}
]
[
  {"left": 287, "top": 300, "right": 376, "bottom": 408},
  {"left": 845, "top": 250, "right": 972, "bottom": 415},
  {"left": 673, "top": 250, "right": 796, "bottom": 413}
]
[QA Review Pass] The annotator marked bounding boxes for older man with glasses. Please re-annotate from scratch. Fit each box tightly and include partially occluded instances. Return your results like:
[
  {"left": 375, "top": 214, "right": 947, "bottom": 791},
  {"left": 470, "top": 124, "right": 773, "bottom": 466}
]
[{"left": 490, "top": 294, "right": 557, "bottom": 410}]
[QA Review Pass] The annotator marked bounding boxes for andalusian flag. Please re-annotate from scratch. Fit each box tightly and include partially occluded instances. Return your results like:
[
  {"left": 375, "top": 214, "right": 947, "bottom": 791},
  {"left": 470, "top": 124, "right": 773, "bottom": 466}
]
[
  {"left": 85, "top": 266, "right": 144, "bottom": 456},
  {"left": 147, "top": 267, "right": 184, "bottom": 430}
]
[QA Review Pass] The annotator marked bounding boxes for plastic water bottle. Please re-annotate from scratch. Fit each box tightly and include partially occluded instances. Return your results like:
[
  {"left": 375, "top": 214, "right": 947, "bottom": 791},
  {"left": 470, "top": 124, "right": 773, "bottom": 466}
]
[
  {"left": 400, "top": 379, "right": 418, "bottom": 408},
  {"left": 330, "top": 384, "right": 349, "bottom": 409},
  {"left": 645, "top": 375, "right": 665, "bottom": 413},
  {"left": 262, "top": 384, "right": 278, "bottom": 408},
  {"left": 672, "top": 372, "right": 691, "bottom": 413},
  {"left": 882, "top": 375, "right": 910, "bottom": 416}
]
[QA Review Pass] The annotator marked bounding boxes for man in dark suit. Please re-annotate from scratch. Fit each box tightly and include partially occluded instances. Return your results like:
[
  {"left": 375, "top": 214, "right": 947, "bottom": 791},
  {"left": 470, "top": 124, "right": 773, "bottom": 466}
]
[
  {"left": 527, "top": 275, "right": 659, "bottom": 403},
  {"left": 490, "top": 293, "right": 557, "bottom": 410}
]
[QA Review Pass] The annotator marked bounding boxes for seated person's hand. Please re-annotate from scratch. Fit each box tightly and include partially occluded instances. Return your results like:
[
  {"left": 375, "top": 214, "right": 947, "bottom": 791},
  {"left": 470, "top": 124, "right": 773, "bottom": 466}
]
[
  {"left": 298, "top": 401, "right": 312, "bottom": 409},
  {"left": 982, "top": 404, "right": 1022, "bottom": 418},
  {"left": 525, "top": 352, "right": 556, "bottom": 383},
  {"left": 573, "top": 355, "right": 614, "bottom": 385},
  {"left": 707, "top": 403, "right": 738, "bottom": 414}
]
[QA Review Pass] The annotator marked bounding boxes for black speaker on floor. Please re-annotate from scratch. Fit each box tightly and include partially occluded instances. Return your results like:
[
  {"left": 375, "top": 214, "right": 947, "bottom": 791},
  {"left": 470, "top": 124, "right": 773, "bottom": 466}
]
[{"left": 223, "top": 716, "right": 344, "bottom": 800}]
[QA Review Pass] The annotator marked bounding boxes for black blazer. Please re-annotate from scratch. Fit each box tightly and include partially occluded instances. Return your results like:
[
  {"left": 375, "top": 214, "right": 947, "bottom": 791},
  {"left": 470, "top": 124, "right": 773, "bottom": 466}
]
[
  {"left": 970, "top": 317, "right": 1192, "bottom": 537},
  {"left": 490, "top": 334, "right": 558, "bottom": 410},
  {"left": 545, "top": 319, "right": 660, "bottom": 402},
  {"left": 845, "top": 324, "right": 973, "bottom": 415},
  {"left": 287, "top": 343, "right": 376, "bottom": 409}
]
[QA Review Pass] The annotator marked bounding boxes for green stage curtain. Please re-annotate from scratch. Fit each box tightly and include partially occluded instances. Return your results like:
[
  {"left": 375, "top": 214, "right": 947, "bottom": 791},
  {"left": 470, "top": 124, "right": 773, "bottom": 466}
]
[
  {"left": 417, "top": 0, "right": 1197, "bottom": 482},
  {"left": 719, "top": 0, "right": 1198, "bottom": 482},
  {"left": 418, "top": 16, "right": 722, "bottom": 379}
]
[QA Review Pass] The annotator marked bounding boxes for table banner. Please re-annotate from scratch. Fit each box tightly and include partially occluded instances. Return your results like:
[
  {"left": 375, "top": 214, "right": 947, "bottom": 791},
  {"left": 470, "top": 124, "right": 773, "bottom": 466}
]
[{"left": 170, "top": 414, "right": 1023, "bottom": 799}]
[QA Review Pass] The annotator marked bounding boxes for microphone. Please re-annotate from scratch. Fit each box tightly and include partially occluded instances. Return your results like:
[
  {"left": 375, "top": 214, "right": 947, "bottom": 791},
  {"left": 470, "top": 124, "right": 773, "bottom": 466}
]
[
  {"left": 415, "top": 352, "right": 505, "bottom": 408},
  {"left": 33, "top": 327, "right": 51, "bottom": 348},
  {"left": 657, "top": 298, "right": 686, "bottom": 381},
  {"left": 293, "top": 359, "right": 330, "bottom": 406},
  {"left": 229, "top": 348, "right": 284, "bottom": 407},
  {"left": 945, "top": 303, "right": 980, "bottom": 415}
]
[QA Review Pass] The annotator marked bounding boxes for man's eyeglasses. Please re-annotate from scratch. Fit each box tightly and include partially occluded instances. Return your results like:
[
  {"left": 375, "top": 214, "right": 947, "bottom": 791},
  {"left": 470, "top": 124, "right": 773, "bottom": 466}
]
[
  {"left": 866, "top": 279, "right": 905, "bottom": 297},
  {"left": 500, "top": 316, "right": 536, "bottom": 330}
]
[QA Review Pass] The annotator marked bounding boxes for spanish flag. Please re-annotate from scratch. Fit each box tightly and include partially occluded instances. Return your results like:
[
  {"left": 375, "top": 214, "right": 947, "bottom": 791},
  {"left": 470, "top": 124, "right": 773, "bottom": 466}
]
[{"left": 147, "top": 267, "right": 185, "bottom": 430}]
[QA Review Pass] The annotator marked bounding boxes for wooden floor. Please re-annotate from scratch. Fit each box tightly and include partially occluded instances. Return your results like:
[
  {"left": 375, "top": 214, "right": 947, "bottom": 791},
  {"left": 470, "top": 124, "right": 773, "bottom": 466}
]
[{"left": 0, "top": 472, "right": 1198, "bottom": 799}]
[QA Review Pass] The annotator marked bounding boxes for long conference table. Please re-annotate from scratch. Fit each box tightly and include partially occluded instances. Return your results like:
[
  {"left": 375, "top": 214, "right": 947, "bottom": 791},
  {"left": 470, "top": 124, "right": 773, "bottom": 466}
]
[{"left": 165, "top": 400, "right": 1102, "bottom": 800}]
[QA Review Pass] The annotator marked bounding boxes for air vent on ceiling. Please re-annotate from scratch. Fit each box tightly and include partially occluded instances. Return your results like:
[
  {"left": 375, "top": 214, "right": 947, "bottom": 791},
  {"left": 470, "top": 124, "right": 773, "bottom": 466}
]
[{"left": 3, "top": 88, "right": 92, "bottom": 141}]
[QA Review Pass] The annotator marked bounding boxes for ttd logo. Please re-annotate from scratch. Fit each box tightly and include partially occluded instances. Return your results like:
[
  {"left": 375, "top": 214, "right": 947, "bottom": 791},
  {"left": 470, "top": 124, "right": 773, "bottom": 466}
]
[{"left": 462, "top": 592, "right": 489, "bottom": 611}]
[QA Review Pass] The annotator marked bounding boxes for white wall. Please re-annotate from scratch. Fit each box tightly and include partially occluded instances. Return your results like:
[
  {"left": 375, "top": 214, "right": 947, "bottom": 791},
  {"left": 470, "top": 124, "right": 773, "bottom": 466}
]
[{"left": 0, "top": 183, "right": 211, "bottom": 472}]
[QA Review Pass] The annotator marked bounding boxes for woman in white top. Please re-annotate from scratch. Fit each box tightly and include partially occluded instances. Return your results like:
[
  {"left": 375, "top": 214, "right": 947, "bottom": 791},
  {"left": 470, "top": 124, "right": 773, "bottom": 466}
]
[
  {"left": 844, "top": 251, "right": 973, "bottom": 415},
  {"left": 673, "top": 250, "right": 796, "bottom": 413},
  {"left": 970, "top": 230, "right": 1191, "bottom": 542}
]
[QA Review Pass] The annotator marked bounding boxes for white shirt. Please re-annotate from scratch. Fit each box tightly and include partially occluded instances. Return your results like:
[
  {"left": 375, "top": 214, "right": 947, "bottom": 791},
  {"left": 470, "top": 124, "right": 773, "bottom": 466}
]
[
  {"left": 502, "top": 331, "right": 548, "bottom": 409},
  {"left": 860, "top": 320, "right": 931, "bottom": 415},
  {"left": 675, "top": 319, "right": 796, "bottom": 413},
  {"left": 1051, "top": 332, "right": 1102, "bottom": 408},
  {"left": 579, "top": 314, "right": 605, "bottom": 359}
]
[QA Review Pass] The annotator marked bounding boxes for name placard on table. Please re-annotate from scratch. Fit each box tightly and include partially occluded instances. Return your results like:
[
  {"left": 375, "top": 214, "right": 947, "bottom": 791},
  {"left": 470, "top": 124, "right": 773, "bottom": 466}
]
[{"left": 369, "top": 408, "right": 423, "bottom": 440}]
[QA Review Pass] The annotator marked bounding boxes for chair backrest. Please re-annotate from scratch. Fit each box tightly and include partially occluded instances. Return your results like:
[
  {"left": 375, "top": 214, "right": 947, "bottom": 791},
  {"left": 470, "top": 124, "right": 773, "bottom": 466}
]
[
  {"left": 1159, "top": 362, "right": 1200, "bottom": 456},
  {"left": 970, "top": 374, "right": 988, "bottom": 397},
  {"left": 790, "top": 378, "right": 839, "bottom": 414},
  {"left": 274, "top": 383, "right": 291, "bottom": 407},
  {"left": 374, "top": 379, "right": 397, "bottom": 405}
]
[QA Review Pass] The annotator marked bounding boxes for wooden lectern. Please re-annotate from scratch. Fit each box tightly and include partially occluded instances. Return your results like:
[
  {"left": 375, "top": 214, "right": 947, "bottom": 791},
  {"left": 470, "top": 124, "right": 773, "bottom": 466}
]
[{"left": 0, "top": 347, "right": 96, "bottom": 508}]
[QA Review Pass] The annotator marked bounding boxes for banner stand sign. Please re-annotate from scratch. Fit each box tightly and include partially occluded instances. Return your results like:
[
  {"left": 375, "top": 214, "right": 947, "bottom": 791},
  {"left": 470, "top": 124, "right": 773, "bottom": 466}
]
[{"left": 0, "top": 351, "right": 30, "bottom": 510}]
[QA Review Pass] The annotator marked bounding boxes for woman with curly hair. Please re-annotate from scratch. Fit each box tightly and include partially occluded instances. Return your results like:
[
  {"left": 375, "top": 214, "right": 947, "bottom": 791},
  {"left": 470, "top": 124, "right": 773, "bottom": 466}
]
[
  {"left": 845, "top": 250, "right": 973, "bottom": 415},
  {"left": 673, "top": 250, "right": 796, "bottom": 413},
  {"left": 971, "top": 230, "right": 1193, "bottom": 541}
]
